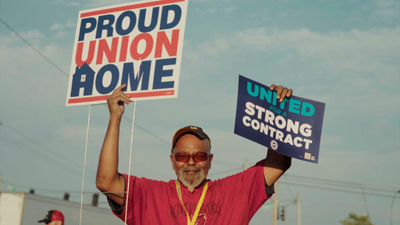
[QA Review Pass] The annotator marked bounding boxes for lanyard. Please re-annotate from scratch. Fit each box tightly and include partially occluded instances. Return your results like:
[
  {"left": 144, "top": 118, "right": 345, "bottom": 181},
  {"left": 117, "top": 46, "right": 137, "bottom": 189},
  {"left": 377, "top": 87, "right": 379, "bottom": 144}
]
[{"left": 175, "top": 180, "right": 208, "bottom": 225}]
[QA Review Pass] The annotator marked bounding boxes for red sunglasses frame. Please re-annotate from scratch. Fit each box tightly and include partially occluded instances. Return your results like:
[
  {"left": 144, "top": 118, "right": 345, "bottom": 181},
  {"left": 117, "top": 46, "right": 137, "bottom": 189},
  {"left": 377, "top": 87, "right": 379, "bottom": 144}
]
[{"left": 174, "top": 152, "right": 210, "bottom": 163}]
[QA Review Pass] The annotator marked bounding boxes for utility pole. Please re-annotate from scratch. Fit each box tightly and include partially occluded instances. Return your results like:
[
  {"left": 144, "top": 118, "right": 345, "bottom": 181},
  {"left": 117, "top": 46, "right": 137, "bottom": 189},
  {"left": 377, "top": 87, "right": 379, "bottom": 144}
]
[
  {"left": 297, "top": 193, "right": 302, "bottom": 225},
  {"left": 0, "top": 123, "right": 2, "bottom": 192},
  {"left": 272, "top": 181, "right": 279, "bottom": 225}
]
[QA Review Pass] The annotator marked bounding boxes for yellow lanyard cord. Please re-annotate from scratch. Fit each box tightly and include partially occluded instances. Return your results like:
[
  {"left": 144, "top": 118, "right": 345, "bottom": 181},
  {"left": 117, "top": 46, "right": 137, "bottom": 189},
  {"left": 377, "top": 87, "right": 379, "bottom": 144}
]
[{"left": 175, "top": 180, "right": 208, "bottom": 225}]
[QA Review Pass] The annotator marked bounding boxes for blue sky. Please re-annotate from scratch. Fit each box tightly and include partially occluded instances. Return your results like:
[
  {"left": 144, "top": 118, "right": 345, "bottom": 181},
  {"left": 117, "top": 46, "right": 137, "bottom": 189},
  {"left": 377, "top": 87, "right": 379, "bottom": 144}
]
[{"left": 0, "top": 0, "right": 399, "bottom": 224}]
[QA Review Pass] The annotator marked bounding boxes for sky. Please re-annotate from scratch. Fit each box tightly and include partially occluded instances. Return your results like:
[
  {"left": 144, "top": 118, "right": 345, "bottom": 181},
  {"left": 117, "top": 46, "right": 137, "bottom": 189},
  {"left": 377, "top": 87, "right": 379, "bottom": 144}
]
[{"left": 0, "top": 0, "right": 399, "bottom": 224}]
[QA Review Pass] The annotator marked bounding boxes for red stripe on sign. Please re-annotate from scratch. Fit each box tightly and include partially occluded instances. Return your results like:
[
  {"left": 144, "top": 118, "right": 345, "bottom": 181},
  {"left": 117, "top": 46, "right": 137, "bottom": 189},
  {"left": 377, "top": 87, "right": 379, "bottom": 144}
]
[
  {"left": 80, "top": 0, "right": 185, "bottom": 18},
  {"left": 68, "top": 90, "right": 175, "bottom": 104}
]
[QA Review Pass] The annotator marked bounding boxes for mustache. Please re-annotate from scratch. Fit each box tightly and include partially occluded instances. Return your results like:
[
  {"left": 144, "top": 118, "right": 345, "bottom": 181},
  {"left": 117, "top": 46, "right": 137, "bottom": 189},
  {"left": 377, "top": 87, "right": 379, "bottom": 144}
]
[{"left": 182, "top": 168, "right": 201, "bottom": 172}]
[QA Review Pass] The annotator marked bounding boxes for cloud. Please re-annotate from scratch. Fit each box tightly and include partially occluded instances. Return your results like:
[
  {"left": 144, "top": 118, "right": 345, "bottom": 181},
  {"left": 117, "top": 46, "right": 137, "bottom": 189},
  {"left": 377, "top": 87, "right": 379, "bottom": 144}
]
[
  {"left": 50, "top": 23, "right": 64, "bottom": 30},
  {"left": 184, "top": 38, "right": 229, "bottom": 72},
  {"left": 4, "top": 29, "right": 45, "bottom": 46},
  {"left": 224, "top": 6, "right": 237, "bottom": 12},
  {"left": 321, "top": 135, "right": 343, "bottom": 147},
  {"left": 371, "top": 0, "right": 399, "bottom": 22},
  {"left": 51, "top": 18, "right": 77, "bottom": 31},
  {"left": 233, "top": 27, "right": 399, "bottom": 73},
  {"left": 51, "top": 22, "right": 75, "bottom": 31},
  {"left": 84, "top": 0, "right": 132, "bottom": 8},
  {"left": 1, "top": 35, "right": 46, "bottom": 69},
  {"left": 65, "top": 2, "right": 81, "bottom": 7}
]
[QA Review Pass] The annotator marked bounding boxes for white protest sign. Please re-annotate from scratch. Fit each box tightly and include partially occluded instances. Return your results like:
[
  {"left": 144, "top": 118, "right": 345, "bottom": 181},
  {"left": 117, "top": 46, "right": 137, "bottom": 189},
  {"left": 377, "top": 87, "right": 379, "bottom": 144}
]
[{"left": 66, "top": 0, "right": 188, "bottom": 106}]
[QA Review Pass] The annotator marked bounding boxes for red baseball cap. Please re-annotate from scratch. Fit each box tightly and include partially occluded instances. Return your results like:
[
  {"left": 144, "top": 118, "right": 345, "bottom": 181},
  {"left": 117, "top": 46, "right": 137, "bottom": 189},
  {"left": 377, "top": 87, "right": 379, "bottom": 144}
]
[
  {"left": 38, "top": 210, "right": 64, "bottom": 223},
  {"left": 172, "top": 125, "right": 211, "bottom": 151}
]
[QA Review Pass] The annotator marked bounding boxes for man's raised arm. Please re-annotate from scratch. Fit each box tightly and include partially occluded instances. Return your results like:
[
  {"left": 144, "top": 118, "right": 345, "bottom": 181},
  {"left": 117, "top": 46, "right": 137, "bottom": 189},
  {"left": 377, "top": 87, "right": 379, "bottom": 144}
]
[
  {"left": 264, "top": 149, "right": 292, "bottom": 186},
  {"left": 96, "top": 84, "right": 132, "bottom": 206},
  {"left": 263, "top": 84, "right": 292, "bottom": 186}
]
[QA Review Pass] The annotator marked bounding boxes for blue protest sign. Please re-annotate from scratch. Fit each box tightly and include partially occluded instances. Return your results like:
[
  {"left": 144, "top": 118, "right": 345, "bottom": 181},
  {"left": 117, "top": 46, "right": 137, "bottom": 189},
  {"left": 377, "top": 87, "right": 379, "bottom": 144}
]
[{"left": 234, "top": 75, "right": 325, "bottom": 163}]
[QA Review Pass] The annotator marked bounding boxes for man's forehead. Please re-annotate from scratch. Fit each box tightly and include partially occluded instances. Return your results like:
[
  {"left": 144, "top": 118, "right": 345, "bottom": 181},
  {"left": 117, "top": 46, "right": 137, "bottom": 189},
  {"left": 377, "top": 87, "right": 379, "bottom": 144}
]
[
  {"left": 175, "top": 135, "right": 210, "bottom": 147},
  {"left": 179, "top": 133, "right": 210, "bottom": 142},
  {"left": 173, "top": 148, "right": 210, "bottom": 153},
  {"left": 173, "top": 142, "right": 211, "bottom": 154}
]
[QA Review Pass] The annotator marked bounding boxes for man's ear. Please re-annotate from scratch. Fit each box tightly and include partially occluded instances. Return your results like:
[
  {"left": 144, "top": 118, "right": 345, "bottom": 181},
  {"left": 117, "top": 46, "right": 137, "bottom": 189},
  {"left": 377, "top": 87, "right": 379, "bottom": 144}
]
[{"left": 209, "top": 154, "right": 214, "bottom": 169}]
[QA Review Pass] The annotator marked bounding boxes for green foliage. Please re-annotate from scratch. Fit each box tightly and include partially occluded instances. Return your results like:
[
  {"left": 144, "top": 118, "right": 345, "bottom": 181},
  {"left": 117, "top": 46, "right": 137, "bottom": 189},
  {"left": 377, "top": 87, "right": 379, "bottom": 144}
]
[{"left": 340, "top": 213, "right": 374, "bottom": 225}]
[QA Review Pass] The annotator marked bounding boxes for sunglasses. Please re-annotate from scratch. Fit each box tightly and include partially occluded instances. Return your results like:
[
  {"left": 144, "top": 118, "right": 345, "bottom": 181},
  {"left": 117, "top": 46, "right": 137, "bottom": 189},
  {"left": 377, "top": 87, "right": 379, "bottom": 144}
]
[{"left": 174, "top": 152, "right": 210, "bottom": 163}]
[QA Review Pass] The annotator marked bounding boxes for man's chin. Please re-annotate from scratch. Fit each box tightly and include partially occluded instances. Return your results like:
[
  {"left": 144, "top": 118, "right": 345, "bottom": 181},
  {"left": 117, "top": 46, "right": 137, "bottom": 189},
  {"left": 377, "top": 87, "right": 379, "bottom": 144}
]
[
  {"left": 183, "top": 177, "right": 201, "bottom": 186},
  {"left": 184, "top": 173, "right": 199, "bottom": 181},
  {"left": 178, "top": 169, "right": 207, "bottom": 191},
  {"left": 179, "top": 175, "right": 203, "bottom": 188}
]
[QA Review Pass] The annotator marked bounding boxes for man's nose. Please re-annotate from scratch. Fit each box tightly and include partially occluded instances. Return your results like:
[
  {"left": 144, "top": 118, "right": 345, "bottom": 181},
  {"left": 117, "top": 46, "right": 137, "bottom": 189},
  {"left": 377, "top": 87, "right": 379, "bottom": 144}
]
[{"left": 186, "top": 155, "right": 196, "bottom": 165}]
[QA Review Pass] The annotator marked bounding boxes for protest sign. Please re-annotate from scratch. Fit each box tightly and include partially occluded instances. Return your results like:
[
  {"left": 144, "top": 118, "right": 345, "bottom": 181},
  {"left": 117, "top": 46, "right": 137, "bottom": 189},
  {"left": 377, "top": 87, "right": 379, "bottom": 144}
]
[
  {"left": 234, "top": 75, "right": 325, "bottom": 163},
  {"left": 66, "top": 0, "right": 188, "bottom": 106}
]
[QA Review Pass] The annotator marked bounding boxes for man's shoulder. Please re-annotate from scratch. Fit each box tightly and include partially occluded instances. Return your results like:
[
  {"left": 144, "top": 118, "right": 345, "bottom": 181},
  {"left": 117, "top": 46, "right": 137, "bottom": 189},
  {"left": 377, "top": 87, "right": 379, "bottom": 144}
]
[
  {"left": 137, "top": 176, "right": 176, "bottom": 190},
  {"left": 210, "top": 160, "right": 265, "bottom": 184},
  {"left": 121, "top": 174, "right": 174, "bottom": 187}
]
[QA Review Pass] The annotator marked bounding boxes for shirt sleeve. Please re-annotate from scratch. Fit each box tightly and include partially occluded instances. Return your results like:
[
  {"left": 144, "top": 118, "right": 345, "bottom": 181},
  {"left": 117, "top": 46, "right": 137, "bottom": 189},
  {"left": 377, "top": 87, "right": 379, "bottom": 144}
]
[
  {"left": 107, "top": 197, "right": 124, "bottom": 214},
  {"left": 265, "top": 182, "right": 275, "bottom": 197},
  {"left": 216, "top": 159, "right": 272, "bottom": 219},
  {"left": 106, "top": 174, "right": 126, "bottom": 215},
  {"left": 242, "top": 159, "right": 272, "bottom": 215},
  {"left": 106, "top": 173, "right": 143, "bottom": 224}
]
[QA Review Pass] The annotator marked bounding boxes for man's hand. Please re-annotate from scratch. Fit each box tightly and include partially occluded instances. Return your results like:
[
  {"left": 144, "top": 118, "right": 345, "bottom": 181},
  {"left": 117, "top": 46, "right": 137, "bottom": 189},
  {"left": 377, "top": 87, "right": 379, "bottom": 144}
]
[
  {"left": 107, "top": 84, "right": 132, "bottom": 119},
  {"left": 269, "top": 84, "right": 293, "bottom": 102}
]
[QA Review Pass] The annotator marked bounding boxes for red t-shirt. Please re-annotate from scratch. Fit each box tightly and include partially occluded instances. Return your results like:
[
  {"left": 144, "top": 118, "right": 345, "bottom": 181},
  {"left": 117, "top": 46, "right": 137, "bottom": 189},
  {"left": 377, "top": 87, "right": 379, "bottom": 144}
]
[{"left": 109, "top": 160, "right": 272, "bottom": 225}]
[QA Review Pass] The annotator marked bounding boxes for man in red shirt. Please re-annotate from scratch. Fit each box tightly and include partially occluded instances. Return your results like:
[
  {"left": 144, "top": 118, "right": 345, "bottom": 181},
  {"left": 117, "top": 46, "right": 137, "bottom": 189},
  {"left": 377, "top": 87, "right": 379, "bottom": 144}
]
[{"left": 96, "top": 84, "right": 293, "bottom": 225}]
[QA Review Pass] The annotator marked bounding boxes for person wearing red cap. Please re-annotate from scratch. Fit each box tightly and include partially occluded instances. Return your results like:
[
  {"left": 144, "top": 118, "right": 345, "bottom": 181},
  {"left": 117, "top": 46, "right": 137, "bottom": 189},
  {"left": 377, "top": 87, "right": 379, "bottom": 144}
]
[
  {"left": 96, "top": 84, "right": 293, "bottom": 225},
  {"left": 38, "top": 210, "right": 65, "bottom": 225}
]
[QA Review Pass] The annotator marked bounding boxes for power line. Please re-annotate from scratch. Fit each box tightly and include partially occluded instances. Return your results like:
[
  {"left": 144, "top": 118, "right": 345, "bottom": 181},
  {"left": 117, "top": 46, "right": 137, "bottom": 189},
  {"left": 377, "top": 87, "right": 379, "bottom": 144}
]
[
  {"left": 282, "top": 175, "right": 385, "bottom": 219},
  {"left": 283, "top": 173, "right": 398, "bottom": 193},
  {"left": 281, "top": 172, "right": 400, "bottom": 221},
  {"left": 0, "top": 123, "right": 97, "bottom": 177},
  {"left": 120, "top": 112, "right": 170, "bottom": 145},
  {"left": 279, "top": 181, "right": 400, "bottom": 199},
  {"left": 0, "top": 18, "right": 69, "bottom": 77},
  {"left": 390, "top": 190, "right": 400, "bottom": 225},
  {"left": 0, "top": 136, "right": 96, "bottom": 182}
]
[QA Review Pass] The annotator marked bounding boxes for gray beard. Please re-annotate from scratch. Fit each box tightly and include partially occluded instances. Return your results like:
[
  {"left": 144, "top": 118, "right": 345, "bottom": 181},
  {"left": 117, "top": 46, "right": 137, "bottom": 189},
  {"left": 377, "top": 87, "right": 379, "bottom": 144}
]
[{"left": 178, "top": 167, "right": 206, "bottom": 193}]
